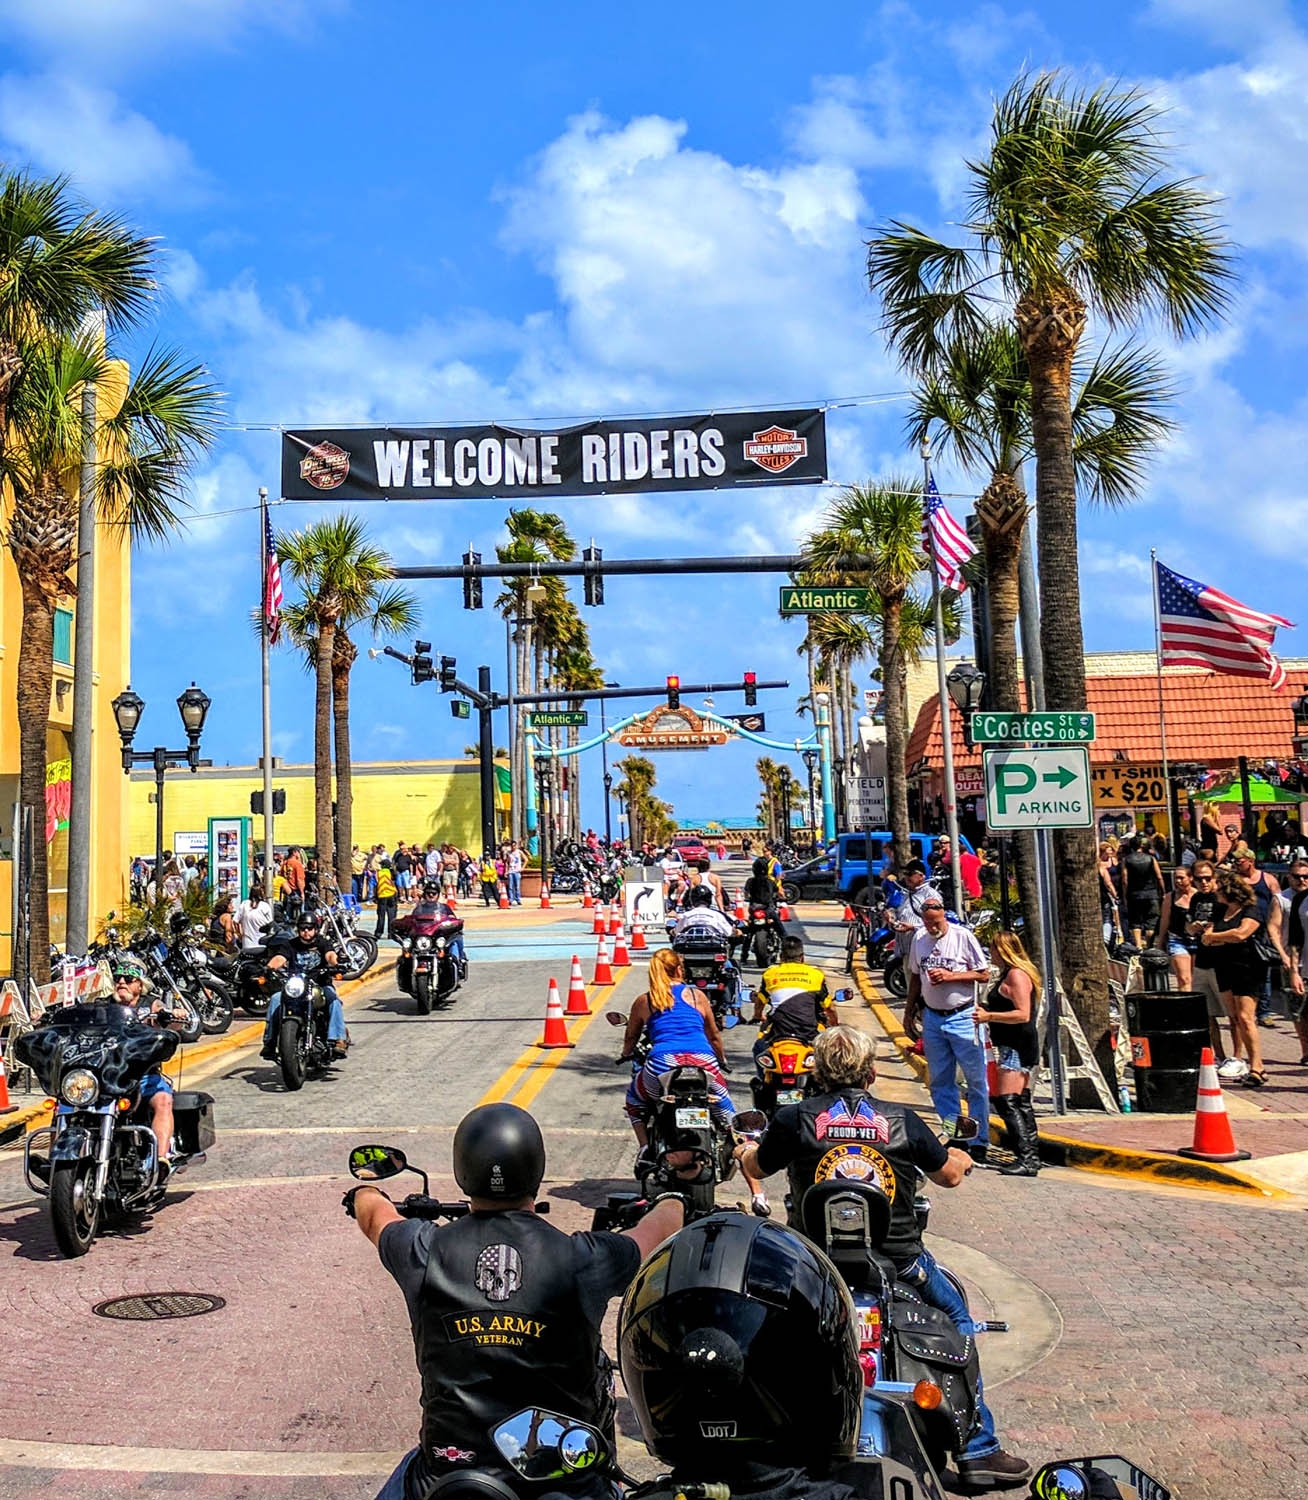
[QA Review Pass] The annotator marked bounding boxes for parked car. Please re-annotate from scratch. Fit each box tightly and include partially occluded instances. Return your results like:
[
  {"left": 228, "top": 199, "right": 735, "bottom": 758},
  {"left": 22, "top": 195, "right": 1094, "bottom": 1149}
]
[
  {"left": 670, "top": 834, "right": 711, "bottom": 865},
  {"left": 779, "top": 830, "right": 975, "bottom": 907}
]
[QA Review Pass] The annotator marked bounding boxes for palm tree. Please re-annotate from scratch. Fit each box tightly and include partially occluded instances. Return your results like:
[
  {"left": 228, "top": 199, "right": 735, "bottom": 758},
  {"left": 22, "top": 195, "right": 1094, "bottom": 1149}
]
[
  {"left": 805, "top": 477, "right": 926, "bottom": 867},
  {"left": 755, "top": 756, "right": 783, "bottom": 840},
  {"left": 280, "top": 578, "right": 419, "bottom": 887},
  {"left": 275, "top": 516, "right": 401, "bottom": 884},
  {"left": 615, "top": 755, "right": 658, "bottom": 848},
  {"left": 4, "top": 335, "right": 219, "bottom": 982},
  {"left": 868, "top": 73, "right": 1231, "bottom": 1066},
  {"left": 555, "top": 638, "right": 605, "bottom": 841}
]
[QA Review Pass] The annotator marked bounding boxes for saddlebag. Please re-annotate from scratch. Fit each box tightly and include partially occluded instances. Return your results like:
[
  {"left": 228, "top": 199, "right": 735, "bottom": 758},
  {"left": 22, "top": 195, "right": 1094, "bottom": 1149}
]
[
  {"left": 172, "top": 1091, "right": 216, "bottom": 1154},
  {"left": 888, "top": 1289, "right": 981, "bottom": 1454}
]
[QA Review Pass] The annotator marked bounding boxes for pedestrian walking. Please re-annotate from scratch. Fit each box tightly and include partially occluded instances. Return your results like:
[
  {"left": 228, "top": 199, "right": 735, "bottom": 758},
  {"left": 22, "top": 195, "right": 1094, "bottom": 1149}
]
[
  {"left": 479, "top": 852, "right": 499, "bottom": 907},
  {"left": 1235, "top": 850, "right": 1281, "bottom": 1026},
  {"left": 1198, "top": 804, "right": 1222, "bottom": 860},
  {"left": 374, "top": 860, "right": 399, "bottom": 939},
  {"left": 1159, "top": 866, "right": 1195, "bottom": 990},
  {"left": 1118, "top": 834, "right": 1164, "bottom": 947},
  {"left": 905, "top": 894, "right": 992, "bottom": 1152},
  {"left": 350, "top": 844, "right": 365, "bottom": 901},
  {"left": 1187, "top": 861, "right": 1235, "bottom": 1071},
  {"left": 507, "top": 841, "right": 524, "bottom": 905},
  {"left": 1098, "top": 841, "right": 1122, "bottom": 944},
  {"left": 974, "top": 931, "right": 1040, "bottom": 1177},
  {"left": 889, "top": 860, "right": 940, "bottom": 958},
  {"left": 1197, "top": 869, "right": 1272, "bottom": 1088}
]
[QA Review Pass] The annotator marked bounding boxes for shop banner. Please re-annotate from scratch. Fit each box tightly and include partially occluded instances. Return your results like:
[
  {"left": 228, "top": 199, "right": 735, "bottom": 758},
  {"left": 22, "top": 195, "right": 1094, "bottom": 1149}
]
[{"left": 281, "top": 409, "right": 827, "bottom": 501}]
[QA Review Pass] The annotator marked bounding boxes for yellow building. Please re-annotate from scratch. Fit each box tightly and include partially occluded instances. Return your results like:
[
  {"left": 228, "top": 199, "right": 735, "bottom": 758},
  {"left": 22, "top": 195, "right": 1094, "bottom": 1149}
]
[
  {"left": 129, "top": 759, "right": 510, "bottom": 864},
  {"left": 0, "top": 362, "right": 133, "bottom": 968}
]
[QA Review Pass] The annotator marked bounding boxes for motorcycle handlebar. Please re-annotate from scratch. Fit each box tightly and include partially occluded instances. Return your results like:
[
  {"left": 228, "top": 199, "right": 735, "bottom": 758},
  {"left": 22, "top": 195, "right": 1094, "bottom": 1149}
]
[{"left": 399, "top": 1193, "right": 469, "bottom": 1221}]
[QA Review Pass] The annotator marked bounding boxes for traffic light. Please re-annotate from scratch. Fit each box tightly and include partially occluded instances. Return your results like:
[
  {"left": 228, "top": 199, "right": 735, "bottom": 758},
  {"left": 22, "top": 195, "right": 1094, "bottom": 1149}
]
[
  {"left": 250, "top": 790, "right": 262, "bottom": 815},
  {"left": 412, "top": 640, "right": 434, "bottom": 684},
  {"left": 583, "top": 542, "right": 603, "bottom": 606},
  {"left": 439, "top": 655, "right": 458, "bottom": 691},
  {"left": 451, "top": 699, "right": 471, "bottom": 719},
  {"left": 462, "top": 550, "right": 483, "bottom": 610},
  {"left": 743, "top": 671, "right": 757, "bottom": 707},
  {"left": 250, "top": 789, "right": 286, "bottom": 814},
  {"left": 666, "top": 675, "right": 680, "bottom": 710}
]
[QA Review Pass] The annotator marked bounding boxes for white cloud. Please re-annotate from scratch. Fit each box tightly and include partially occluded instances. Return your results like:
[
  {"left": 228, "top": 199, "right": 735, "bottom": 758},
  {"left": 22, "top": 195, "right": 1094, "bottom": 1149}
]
[{"left": 0, "top": 73, "right": 203, "bottom": 203}]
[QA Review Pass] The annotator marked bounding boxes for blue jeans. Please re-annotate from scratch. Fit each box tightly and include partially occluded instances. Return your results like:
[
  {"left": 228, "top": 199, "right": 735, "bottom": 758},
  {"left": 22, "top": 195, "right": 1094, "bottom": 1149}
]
[
  {"left": 898, "top": 1249, "right": 999, "bottom": 1460},
  {"left": 264, "top": 983, "right": 345, "bottom": 1045},
  {"left": 921, "top": 1006, "right": 990, "bottom": 1143},
  {"left": 508, "top": 871, "right": 522, "bottom": 904}
]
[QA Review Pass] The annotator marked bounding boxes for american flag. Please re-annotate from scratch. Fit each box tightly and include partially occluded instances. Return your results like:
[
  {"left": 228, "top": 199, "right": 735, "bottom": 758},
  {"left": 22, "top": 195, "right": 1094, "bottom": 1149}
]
[
  {"left": 263, "top": 506, "right": 283, "bottom": 644},
  {"left": 923, "top": 477, "right": 975, "bottom": 593},
  {"left": 1155, "top": 560, "right": 1292, "bottom": 690}
]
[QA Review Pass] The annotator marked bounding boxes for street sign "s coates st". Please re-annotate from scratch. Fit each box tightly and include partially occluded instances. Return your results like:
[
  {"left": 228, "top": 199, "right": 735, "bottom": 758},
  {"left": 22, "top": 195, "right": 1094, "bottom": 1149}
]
[{"left": 983, "top": 747, "right": 1093, "bottom": 830}]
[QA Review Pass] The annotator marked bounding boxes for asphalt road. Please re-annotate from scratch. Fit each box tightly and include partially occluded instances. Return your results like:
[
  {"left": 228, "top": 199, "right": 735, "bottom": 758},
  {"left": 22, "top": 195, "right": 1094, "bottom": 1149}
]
[{"left": 0, "top": 902, "right": 1305, "bottom": 1499}]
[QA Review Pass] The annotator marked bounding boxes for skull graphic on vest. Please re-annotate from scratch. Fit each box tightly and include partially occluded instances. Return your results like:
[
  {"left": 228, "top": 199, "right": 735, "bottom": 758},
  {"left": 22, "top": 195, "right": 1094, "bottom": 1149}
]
[{"left": 475, "top": 1243, "right": 523, "bottom": 1303}]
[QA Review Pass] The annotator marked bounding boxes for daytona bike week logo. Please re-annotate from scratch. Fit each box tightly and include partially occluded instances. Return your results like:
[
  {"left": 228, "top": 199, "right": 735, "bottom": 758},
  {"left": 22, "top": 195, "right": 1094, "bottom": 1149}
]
[
  {"left": 814, "top": 1098, "right": 891, "bottom": 1143},
  {"left": 743, "top": 424, "right": 808, "bottom": 474},
  {"left": 814, "top": 1144, "right": 897, "bottom": 1200},
  {"left": 299, "top": 439, "right": 350, "bottom": 490}
]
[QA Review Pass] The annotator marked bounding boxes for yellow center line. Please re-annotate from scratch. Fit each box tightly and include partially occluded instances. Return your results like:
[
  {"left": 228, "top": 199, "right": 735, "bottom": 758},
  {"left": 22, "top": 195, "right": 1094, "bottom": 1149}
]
[{"left": 476, "top": 965, "right": 637, "bottom": 1108}]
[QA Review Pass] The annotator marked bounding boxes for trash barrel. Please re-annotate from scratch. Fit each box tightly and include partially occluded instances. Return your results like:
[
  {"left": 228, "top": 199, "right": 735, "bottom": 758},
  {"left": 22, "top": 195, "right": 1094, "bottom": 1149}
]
[
  {"left": 1126, "top": 990, "right": 1209, "bottom": 1111},
  {"left": 1139, "top": 948, "right": 1174, "bottom": 993}
]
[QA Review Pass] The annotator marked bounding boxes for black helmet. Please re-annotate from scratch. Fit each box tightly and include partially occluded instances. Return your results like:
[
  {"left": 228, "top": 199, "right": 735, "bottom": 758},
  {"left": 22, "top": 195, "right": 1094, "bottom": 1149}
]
[
  {"left": 452, "top": 1103, "right": 546, "bottom": 1200},
  {"left": 751, "top": 857, "right": 770, "bottom": 878},
  {"left": 618, "top": 1213, "right": 861, "bottom": 1474},
  {"left": 296, "top": 910, "right": 321, "bottom": 932},
  {"left": 422, "top": 877, "right": 442, "bottom": 899},
  {"left": 687, "top": 883, "right": 715, "bottom": 909}
]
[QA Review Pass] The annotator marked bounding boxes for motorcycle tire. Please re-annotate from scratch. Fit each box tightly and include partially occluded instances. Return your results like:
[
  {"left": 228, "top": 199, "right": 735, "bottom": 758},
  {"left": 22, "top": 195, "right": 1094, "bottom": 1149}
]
[
  {"left": 752, "top": 931, "right": 770, "bottom": 969},
  {"left": 279, "top": 1018, "right": 305, "bottom": 1091},
  {"left": 50, "top": 1160, "right": 100, "bottom": 1258},
  {"left": 176, "top": 999, "right": 204, "bottom": 1046},
  {"left": 415, "top": 970, "right": 432, "bottom": 1015},
  {"left": 883, "top": 956, "right": 908, "bottom": 999},
  {"left": 198, "top": 981, "right": 234, "bottom": 1034},
  {"left": 339, "top": 935, "right": 378, "bottom": 980}
]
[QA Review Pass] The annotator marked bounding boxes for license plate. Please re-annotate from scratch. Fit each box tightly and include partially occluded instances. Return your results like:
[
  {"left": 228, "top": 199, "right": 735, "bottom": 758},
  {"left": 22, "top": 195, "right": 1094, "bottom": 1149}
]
[
  {"left": 675, "top": 1107, "right": 711, "bottom": 1130},
  {"left": 776, "top": 1088, "right": 805, "bottom": 1104},
  {"left": 858, "top": 1304, "right": 882, "bottom": 1349}
]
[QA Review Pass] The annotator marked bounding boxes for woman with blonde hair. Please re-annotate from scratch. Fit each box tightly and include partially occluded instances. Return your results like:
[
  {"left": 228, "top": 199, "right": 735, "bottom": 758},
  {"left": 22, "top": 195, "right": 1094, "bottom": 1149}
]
[
  {"left": 620, "top": 948, "right": 769, "bottom": 1214},
  {"left": 974, "top": 930, "right": 1041, "bottom": 1177}
]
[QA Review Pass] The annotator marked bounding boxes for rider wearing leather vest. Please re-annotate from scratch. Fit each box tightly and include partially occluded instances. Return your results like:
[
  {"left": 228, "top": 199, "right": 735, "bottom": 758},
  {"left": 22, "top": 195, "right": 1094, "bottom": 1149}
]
[{"left": 347, "top": 1103, "right": 684, "bottom": 1500}]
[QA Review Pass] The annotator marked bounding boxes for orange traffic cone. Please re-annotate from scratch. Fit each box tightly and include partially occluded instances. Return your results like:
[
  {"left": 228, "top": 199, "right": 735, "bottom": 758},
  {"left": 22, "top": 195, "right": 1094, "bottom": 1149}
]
[
  {"left": 536, "top": 978, "right": 574, "bottom": 1049},
  {"left": 612, "top": 922, "right": 631, "bottom": 967},
  {"left": 778, "top": 902, "right": 791, "bottom": 921},
  {"left": 498, "top": 890, "right": 510, "bottom": 910},
  {"left": 582, "top": 885, "right": 594, "bottom": 908},
  {"left": 630, "top": 923, "right": 647, "bottom": 951},
  {"left": 539, "top": 885, "right": 552, "bottom": 910},
  {"left": 842, "top": 903, "right": 855, "bottom": 922},
  {"left": 733, "top": 894, "right": 746, "bottom": 921},
  {"left": 565, "top": 954, "right": 590, "bottom": 1015},
  {"left": 593, "top": 934, "right": 615, "bottom": 985},
  {"left": 593, "top": 903, "right": 607, "bottom": 936},
  {"left": 1178, "top": 1048, "right": 1251, "bottom": 1162},
  {"left": 608, "top": 907, "right": 621, "bottom": 936},
  {"left": 983, "top": 1028, "right": 1000, "bottom": 1094},
  {"left": 0, "top": 1059, "right": 13, "bottom": 1114}
]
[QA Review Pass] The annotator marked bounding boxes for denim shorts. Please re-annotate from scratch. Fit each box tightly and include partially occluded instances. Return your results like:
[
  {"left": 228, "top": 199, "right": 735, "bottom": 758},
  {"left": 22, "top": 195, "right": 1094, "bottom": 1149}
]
[
  {"left": 1166, "top": 936, "right": 1189, "bottom": 957},
  {"left": 994, "top": 1044, "right": 1026, "bottom": 1072},
  {"left": 138, "top": 1071, "right": 173, "bottom": 1101}
]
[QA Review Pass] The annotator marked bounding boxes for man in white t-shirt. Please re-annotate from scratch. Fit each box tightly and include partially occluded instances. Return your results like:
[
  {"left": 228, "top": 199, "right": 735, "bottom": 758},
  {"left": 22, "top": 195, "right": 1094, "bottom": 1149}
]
[
  {"left": 906, "top": 895, "right": 992, "bottom": 1154},
  {"left": 234, "top": 885, "right": 273, "bottom": 952}
]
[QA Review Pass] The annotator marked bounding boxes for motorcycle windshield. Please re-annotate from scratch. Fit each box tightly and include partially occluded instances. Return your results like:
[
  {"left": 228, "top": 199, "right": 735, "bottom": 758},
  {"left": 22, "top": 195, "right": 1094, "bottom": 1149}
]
[{"left": 15, "top": 1005, "right": 179, "bottom": 1097}]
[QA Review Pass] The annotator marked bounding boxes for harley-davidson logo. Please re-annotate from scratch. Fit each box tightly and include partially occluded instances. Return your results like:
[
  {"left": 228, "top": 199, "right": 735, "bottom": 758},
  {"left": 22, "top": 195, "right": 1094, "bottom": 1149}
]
[
  {"left": 743, "top": 425, "right": 807, "bottom": 474},
  {"left": 299, "top": 440, "right": 350, "bottom": 491}
]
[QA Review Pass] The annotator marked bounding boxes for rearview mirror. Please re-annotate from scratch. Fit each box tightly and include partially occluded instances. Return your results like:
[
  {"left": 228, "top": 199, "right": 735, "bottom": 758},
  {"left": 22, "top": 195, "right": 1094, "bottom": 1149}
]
[
  {"left": 605, "top": 1011, "right": 627, "bottom": 1026},
  {"left": 721, "top": 1011, "right": 738, "bottom": 1029},
  {"left": 952, "top": 1117, "right": 980, "bottom": 1142},
  {"left": 1032, "top": 1456, "right": 1169, "bottom": 1500},
  {"left": 734, "top": 1109, "right": 767, "bottom": 1136},
  {"left": 834, "top": 987, "right": 854, "bottom": 1004},
  {"left": 492, "top": 1407, "right": 608, "bottom": 1481},
  {"left": 349, "top": 1144, "right": 408, "bottom": 1181}
]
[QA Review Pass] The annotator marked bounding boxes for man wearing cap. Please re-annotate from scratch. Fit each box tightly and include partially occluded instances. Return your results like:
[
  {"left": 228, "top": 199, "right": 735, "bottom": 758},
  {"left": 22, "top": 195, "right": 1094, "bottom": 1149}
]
[
  {"left": 905, "top": 896, "right": 992, "bottom": 1154},
  {"left": 889, "top": 859, "right": 940, "bottom": 958}
]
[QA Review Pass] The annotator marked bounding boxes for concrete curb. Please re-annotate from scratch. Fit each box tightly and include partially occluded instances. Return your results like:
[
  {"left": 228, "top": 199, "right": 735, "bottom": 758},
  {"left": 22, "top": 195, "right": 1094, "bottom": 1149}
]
[
  {"left": 849, "top": 950, "right": 1290, "bottom": 1201},
  {"left": 0, "top": 958, "right": 397, "bottom": 1146}
]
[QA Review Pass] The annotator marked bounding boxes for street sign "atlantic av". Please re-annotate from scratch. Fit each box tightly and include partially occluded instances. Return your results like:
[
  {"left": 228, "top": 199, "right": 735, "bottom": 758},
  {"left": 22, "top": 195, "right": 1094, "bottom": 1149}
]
[{"left": 983, "top": 747, "right": 1093, "bottom": 830}]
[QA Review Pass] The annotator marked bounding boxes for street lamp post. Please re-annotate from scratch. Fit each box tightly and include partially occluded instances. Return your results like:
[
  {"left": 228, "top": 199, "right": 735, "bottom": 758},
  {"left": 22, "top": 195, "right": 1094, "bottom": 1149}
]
[
  {"left": 777, "top": 765, "right": 792, "bottom": 845},
  {"left": 112, "top": 682, "right": 211, "bottom": 895},
  {"left": 535, "top": 757, "right": 553, "bottom": 893},
  {"left": 832, "top": 756, "right": 847, "bottom": 832},
  {"left": 603, "top": 772, "right": 614, "bottom": 846},
  {"left": 600, "top": 680, "right": 618, "bottom": 847},
  {"left": 801, "top": 748, "right": 818, "bottom": 851},
  {"left": 814, "top": 692, "right": 836, "bottom": 842},
  {"left": 945, "top": 661, "right": 986, "bottom": 749}
]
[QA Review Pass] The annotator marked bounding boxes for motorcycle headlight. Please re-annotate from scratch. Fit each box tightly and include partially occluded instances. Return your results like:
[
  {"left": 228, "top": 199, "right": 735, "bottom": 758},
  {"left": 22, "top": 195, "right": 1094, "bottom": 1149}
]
[
  {"left": 415, "top": 936, "right": 432, "bottom": 951},
  {"left": 60, "top": 1068, "right": 98, "bottom": 1107},
  {"left": 283, "top": 975, "right": 307, "bottom": 998},
  {"left": 435, "top": 937, "right": 446, "bottom": 950}
]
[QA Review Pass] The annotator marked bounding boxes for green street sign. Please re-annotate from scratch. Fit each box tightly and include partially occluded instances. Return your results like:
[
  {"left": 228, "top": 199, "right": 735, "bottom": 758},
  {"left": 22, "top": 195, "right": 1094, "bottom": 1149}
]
[
  {"left": 970, "top": 711, "right": 1096, "bottom": 744},
  {"left": 779, "top": 586, "right": 873, "bottom": 614},
  {"left": 527, "top": 710, "right": 589, "bottom": 727},
  {"left": 983, "top": 747, "right": 1093, "bottom": 830}
]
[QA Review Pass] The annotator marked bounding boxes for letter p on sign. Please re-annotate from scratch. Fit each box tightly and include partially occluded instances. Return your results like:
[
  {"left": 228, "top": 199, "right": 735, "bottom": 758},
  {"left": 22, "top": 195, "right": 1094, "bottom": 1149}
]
[{"left": 994, "top": 761, "right": 1036, "bottom": 815}]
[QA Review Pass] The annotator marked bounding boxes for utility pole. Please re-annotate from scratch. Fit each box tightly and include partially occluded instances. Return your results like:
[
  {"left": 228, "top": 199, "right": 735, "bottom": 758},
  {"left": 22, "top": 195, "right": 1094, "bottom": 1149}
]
[{"left": 478, "top": 665, "right": 496, "bottom": 855}]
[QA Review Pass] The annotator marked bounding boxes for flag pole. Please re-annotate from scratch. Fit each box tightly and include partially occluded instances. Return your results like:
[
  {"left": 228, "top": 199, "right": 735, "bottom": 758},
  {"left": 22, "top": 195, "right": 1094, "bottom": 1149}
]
[
  {"left": 922, "top": 441, "right": 964, "bottom": 919},
  {"left": 260, "top": 487, "right": 276, "bottom": 893},
  {"left": 1151, "top": 548, "right": 1174, "bottom": 859}
]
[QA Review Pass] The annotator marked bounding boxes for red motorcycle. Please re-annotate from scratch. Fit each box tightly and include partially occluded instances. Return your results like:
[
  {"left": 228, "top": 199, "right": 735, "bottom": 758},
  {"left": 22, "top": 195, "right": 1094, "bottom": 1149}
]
[{"left": 392, "top": 904, "right": 465, "bottom": 1014}]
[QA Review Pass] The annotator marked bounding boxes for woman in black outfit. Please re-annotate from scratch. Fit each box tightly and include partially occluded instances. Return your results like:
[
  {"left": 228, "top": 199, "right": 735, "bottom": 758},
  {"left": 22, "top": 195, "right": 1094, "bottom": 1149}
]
[
  {"left": 1118, "top": 834, "right": 1165, "bottom": 946},
  {"left": 1158, "top": 865, "right": 1195, "bottom": 990},
  {"left": 974, "top": 930, "right": 1041, "bottom": 1175},
  {"left": 1198, "top": 869, "right": 1268, "bottom": 1087}
]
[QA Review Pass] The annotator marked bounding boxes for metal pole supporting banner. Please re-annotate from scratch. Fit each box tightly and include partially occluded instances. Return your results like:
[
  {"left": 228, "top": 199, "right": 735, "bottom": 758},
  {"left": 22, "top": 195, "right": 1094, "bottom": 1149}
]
[
  {"left": 923, "top": 443, "right": 964, "bottom": 919},
  {"left": 478, "top": 665, "right": 496, "bottom": 855},
  {"left": 260, "top": 489, "right": 276, "bottom": 886},
  {"left": 1035, "top": 827, "right": 1068, "bottom": 1114},
  {"left": 816, "top": 698, "right": 836, "bottom": 843},
  {"left": 1149, "top": 548, "right": 1175, "bottom": 861},
  {"left": 154, "top": 757, "right": 166, "bottom": 896}
]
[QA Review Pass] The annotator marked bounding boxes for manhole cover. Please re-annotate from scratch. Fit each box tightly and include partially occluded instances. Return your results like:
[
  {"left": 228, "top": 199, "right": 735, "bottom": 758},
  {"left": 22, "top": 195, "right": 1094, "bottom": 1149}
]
[{"left": 92, "top": 1292, "right": 226, "bottom": 1321}]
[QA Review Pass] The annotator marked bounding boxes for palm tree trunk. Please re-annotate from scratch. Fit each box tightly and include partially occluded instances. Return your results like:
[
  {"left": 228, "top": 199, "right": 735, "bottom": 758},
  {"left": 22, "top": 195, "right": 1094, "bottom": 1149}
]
[
  {"left": 882, "top": 597, "right": 911, "bottom": 868},
  {"left": 15, "top": 574, "right": 56, "bottom": 985},
  {"left": 977, "top": 472, "right": 1042, "bottom": 970},
  {"left": 1021, "top": 288, "right": 1111, "bottom": 1082},
  {"left": 331, "top": 635, "right": 355, "bottom": 892},
  {"left": 841, "top": 666, "right": 856, "bottom": 772},
  {"left": 314, "top": 617, "right": 336, "bottom": 873}
]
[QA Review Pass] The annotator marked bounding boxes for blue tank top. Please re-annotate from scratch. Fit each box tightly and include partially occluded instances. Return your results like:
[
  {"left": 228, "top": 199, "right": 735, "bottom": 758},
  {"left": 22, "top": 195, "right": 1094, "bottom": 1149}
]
[{"left": 646, "top": 986, "right": 710, "bottom": 1058}]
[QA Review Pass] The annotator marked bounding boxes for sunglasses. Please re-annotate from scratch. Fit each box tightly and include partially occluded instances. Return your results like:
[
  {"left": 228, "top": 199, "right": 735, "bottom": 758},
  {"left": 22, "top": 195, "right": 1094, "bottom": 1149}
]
[
  {"left": 1193, "top": 874, "right": 1215, "bottom": 881},
  {"left": 1292, "top": 873, "right": 1308, "bottom": 882}
]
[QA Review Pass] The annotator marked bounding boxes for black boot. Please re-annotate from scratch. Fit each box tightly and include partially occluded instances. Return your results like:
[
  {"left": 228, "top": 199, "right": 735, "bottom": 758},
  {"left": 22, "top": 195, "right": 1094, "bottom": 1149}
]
[
  {"left": 998, "top": 1090, "right": 1040, "bottom": 1177},
  {"left": 992, "top": 1095, "right": 1023, "bottom": 1165}
]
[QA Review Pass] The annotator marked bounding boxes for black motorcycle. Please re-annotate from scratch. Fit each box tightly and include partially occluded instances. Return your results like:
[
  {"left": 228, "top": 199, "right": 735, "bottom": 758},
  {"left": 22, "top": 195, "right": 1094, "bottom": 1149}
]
[
  {"left": 739, "top": 901, "right": 784, "bottom": 968},
  {"left": 270, "top": 961, "right": 343, "bottom": 1090},
  {"left": 668, "top": 931, "right": 738, "bottom": 1024},
  {"left": 16, "top": 1000, "right": 213, "bottom": 1257},
  {"left": 394, "top": 914, "right": 464, "bottom": 1014},
  {"left": 166, "top": 915, "right": 234, "bottom": 1034}
]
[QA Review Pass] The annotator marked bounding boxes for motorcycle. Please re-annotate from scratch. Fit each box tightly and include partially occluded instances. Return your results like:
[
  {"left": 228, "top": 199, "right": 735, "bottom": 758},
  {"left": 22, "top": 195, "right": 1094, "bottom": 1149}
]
[
  {"left": 739, "top": 902, "right": 784, "bottom": 968},
  {"left": 394, "top": 910, "right": 465, "bottom": 1014},
  {"left": 16, "top": 999, "right": 214, "bottom": 1257},
  {"left": 315, "top": 899, "right": 379, "bottom": 980},
  {"left": 270, "top": 962, "right": 343, "bottom": 1090},
  {"left": 667, "top": 930, "right": 739, "bottom": 1024},
  {"left": 750, "top": 1034, "right": 818, "bottom": 1118},
  {"left": 165, "top": 915, "right": 234, "bottom": 1034}
]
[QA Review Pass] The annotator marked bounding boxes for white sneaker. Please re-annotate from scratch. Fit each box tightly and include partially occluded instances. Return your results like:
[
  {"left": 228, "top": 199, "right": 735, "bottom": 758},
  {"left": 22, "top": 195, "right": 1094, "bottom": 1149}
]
[{"left": 1216, "top": 1057, "right": 1249, "bottom": 1080}]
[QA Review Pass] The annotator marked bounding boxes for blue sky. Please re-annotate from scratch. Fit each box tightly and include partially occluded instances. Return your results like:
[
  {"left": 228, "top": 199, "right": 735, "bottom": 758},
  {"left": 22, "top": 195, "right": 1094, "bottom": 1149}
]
[{"left": 4, "top": 0, "right": 1307, "bottom": 826}]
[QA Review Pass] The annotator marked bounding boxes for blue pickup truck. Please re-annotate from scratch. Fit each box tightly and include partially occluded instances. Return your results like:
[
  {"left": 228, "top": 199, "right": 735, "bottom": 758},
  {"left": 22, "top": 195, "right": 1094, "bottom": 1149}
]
[{"left": 778, "top": 830, "right": 974, "bottom": 907}]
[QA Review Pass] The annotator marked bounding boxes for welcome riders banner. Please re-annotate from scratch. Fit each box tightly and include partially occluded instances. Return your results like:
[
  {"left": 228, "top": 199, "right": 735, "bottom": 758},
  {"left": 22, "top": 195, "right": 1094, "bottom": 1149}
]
[{"left": 280, "top": 409, "right": 827, "bottom": 501}]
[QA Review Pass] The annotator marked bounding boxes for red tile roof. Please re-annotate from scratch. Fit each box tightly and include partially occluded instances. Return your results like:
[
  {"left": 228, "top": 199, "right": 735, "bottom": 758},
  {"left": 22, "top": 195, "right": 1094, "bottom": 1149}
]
[{"left": 907, "top": 671, "right": 1299, "bottom": 771}]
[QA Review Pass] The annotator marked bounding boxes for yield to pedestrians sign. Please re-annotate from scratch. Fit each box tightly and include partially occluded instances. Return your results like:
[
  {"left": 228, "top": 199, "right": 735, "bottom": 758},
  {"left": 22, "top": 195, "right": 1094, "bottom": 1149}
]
[{"left": 983, "top": 747, "right": 1093, "bottom": 830}]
